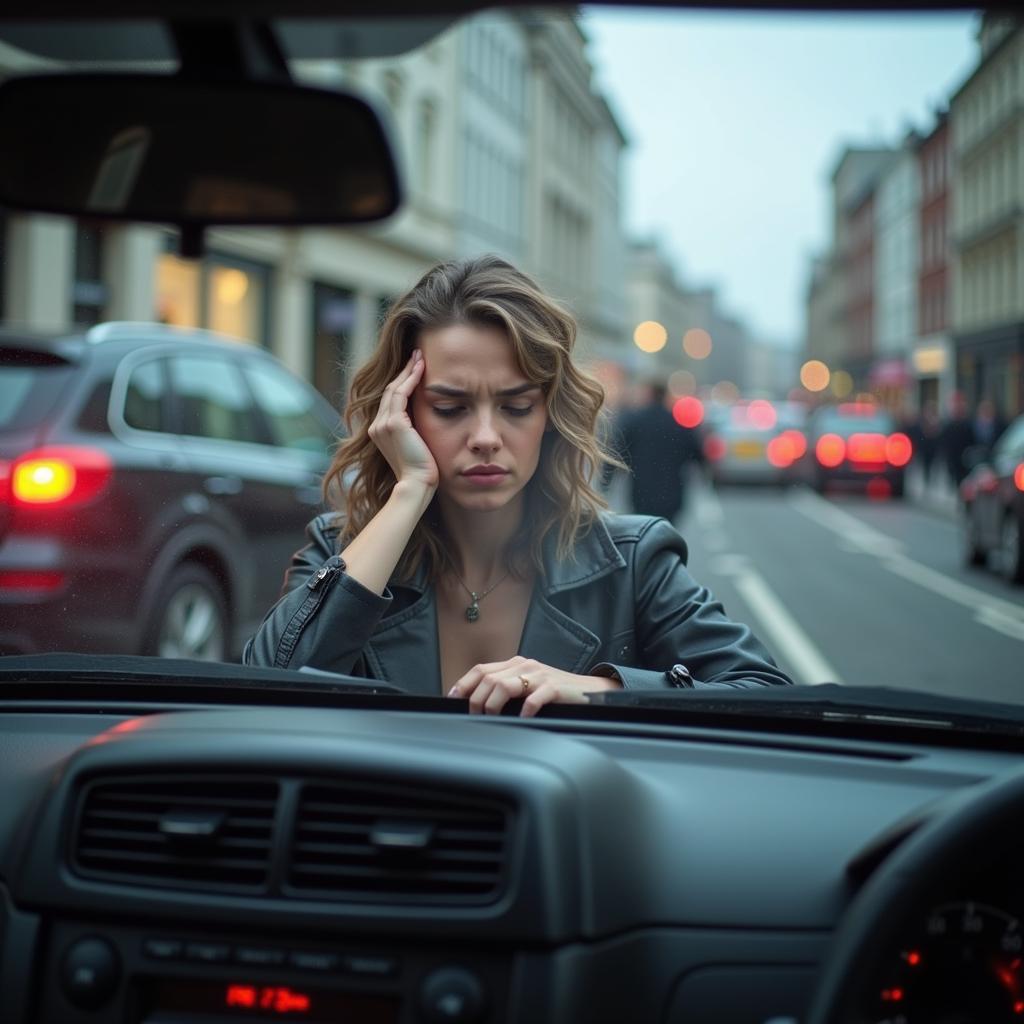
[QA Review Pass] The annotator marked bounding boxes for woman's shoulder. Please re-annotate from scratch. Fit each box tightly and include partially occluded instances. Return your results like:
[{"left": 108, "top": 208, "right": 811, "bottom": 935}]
[
  {"left": 304, "top": 510, "right": 346, "bottom": 553},
  {"left": 598, "top": 510, "right": 683, "bottom": 544}
]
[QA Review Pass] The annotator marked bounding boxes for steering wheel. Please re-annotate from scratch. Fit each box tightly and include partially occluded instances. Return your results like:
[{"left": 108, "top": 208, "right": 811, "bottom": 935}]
[{"left": 805, "top": 764, "right": 1024, "bottom": 1024}]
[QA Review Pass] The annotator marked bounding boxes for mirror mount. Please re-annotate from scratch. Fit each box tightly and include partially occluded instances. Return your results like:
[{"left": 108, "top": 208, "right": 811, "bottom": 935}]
[{"left": 169, "top": 18, "right": 293, "bottom": 86}]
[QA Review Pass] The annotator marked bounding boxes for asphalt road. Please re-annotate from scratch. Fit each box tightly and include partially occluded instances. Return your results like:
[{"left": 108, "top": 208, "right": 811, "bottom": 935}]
[{"left": 611, "top": 474, "right": 1024, "bottom": 704}]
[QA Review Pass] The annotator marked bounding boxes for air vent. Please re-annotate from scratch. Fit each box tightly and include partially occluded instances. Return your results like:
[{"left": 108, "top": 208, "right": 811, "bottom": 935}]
[
  {"left": 288, "top": 782, "right": 511, "bottom": 905},
  {"left": 72, "top": 776, "right": 278, "bottom": 893}
]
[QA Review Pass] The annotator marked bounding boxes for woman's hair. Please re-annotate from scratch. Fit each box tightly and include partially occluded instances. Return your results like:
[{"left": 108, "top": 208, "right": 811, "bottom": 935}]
[{"left": 324, "top": 254, "right": 623, "bottom": 581}]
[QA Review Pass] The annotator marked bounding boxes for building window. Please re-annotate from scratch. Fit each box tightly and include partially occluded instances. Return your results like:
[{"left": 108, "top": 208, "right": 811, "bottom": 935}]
[
  {"left": 155, "top": 240, "right": 270, "bottom": 346},
  {"left": 73, "top": 222, "right": 108, "bottom": 326},
  {"left": 416, "top": 98, "right": 436, "bottom": 194}
]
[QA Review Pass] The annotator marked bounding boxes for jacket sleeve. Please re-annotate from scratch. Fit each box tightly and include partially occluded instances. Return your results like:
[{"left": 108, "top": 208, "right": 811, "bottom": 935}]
[
  {"left": 242, "top": 514, "right": 392, "bottom": 673},
  {"left": 596, "top": 517, "right": 793, "bottom": 691}
]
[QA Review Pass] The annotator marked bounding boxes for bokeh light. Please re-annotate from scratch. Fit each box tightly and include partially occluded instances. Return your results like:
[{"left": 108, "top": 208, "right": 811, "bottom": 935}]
[
  {"left": 747, "top": 399, "right": 777, "bottom": 431},
  {"left": 634, "top": 320, "right": 668, "bottom": 353},
  {"left": 683, "top": 328, "right": 712, "bottom": 360},
  {"left": 800, "top": 360, "right": 830, "bottom": 392},
  {"left": 673, "top": 396, "right": 704, "bottom": 428},
  {"left": 831, "top": 370, "right": 853, "bottom": 398},
  {"left": 668, "top": 370, "right": 697, "bottom": 396},
  {"left": 711, "top": 380, "right": 739, "bottom": 404}
]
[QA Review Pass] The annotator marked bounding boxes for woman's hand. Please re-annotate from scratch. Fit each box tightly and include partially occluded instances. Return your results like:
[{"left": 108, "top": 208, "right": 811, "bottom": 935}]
[
  {"left": 447, "top": 656, "right": 622, "bottom": 717},
  {"left": 367, "top": 350, "right": 438, "bottom": 490}
]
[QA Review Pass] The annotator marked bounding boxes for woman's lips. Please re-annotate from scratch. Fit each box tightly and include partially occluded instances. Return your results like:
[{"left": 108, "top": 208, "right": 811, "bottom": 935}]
[{"left": 461, "top": 469, "right": 509, "bottom": 486}]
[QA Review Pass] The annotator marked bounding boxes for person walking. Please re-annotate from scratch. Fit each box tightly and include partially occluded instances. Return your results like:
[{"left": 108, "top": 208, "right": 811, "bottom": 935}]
[
  {"left": 939, "top": 391, "right": 976, "bottom": 487},
  {"left": 616, "top": 381, "right": 703, "bottom": 523}
]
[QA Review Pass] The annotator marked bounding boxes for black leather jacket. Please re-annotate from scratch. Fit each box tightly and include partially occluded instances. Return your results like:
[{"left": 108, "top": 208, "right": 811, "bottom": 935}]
[{"left": 243, "top": 512, "right": 793, "bottom": 694}]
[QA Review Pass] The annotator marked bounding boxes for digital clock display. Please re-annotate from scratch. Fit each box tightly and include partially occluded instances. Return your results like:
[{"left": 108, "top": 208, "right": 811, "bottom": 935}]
[{"left": 148, "top": 979, "right": 400, "bottom": 1023}]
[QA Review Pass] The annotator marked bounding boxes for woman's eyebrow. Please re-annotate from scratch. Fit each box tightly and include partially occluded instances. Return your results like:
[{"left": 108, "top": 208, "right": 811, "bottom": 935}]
[{"left": 424, "top": 383, "right": 540, "bottom": 397}]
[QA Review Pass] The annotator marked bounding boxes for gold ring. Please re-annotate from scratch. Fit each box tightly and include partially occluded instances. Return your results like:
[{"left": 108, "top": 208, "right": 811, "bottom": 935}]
[{"left": 519, "top": 674, "right": 530, "bottom": 695}]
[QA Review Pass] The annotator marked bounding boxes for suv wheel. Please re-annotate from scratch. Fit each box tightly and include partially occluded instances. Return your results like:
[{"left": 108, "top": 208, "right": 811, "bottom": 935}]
[
  {"left": 999, "top": 515, "right": 1024, "bottom": 585},
  {"left": 963, "top": 505, "right": 986, "bottom": 567},
  {"left": 147, "top": 563, "right": 229, "bottom": 661}
]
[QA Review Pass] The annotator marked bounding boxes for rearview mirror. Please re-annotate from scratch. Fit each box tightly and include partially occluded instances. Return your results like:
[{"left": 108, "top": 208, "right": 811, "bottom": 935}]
[{"left": 0, "top": 74, "right": 401, "bottom": 230}]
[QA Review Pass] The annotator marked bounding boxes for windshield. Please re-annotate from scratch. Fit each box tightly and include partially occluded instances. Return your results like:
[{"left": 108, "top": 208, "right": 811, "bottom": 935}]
[{"left": 1, "top": 5, "right": 1021, "bottom": 723}]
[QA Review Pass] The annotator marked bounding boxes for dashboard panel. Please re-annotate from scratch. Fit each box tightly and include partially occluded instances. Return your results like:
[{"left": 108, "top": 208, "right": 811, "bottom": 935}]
[{"left": 0, "top": 704, "right": 1022, "bottom": 1024}]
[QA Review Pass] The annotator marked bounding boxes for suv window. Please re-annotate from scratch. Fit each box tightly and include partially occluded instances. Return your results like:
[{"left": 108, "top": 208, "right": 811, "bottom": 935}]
[
  {"left": 169, "top": 354, "right": 264, "bottom": 444},
  {"left": 0, "top": 350, "right": 74, "bottom": 433},
  {"left": 245, "top": 359, "right": 336, "bottom": 455},
  {"left": 994, "top": 417, "right": 1024, "bottom": 459},
  {"left": 122, "top": 360, "right": 168, "bottom": 433}
]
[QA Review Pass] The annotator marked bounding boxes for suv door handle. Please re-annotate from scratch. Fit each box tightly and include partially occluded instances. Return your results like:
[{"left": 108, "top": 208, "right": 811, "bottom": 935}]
[{"left": 204, "top": 475, "right": 243, "bottom": 495}]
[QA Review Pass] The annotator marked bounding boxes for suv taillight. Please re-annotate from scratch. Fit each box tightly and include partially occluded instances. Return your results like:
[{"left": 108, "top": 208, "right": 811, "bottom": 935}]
[
  {"left": 885, "top": 433, "right": 912, "bottom": 467},
  {"left": 8, "top": 447, "right": 113, "bottom": 507}
]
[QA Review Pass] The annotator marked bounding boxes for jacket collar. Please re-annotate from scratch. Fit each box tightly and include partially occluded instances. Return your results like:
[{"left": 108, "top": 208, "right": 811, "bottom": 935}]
[{"left": 388, "top": 513, "right": 625, "bottom": 596}]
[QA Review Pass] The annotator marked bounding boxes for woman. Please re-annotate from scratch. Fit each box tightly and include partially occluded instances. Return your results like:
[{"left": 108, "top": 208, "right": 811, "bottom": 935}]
[{"left": 244, "top": 255, "right": 791, "bottom": 714}]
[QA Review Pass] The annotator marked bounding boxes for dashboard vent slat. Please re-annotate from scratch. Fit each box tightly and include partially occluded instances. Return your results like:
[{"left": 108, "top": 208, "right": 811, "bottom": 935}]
[
  {"left": 72, "top": 776, "right": 278, "bottom": 893},
  {"left": 287, "top": 783, "right": 511, "bottom": 906}
]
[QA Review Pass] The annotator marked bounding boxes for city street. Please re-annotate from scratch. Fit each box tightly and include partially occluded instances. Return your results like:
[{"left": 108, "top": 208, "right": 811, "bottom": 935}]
[{"left": 614, "top": 475, "right": 1024, "bottom": 704}]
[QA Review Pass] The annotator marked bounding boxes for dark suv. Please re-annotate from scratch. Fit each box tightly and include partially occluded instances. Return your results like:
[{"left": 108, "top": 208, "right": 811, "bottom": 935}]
[{"left": 0, "top": 322, "right": 341, "bottom": 659}]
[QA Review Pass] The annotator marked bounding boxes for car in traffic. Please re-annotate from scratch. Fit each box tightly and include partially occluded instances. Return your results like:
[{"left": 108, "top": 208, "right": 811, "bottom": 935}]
[
  {"left": 0, "top": 323, "right": 340, "bottom": 658},
  {"left": 961, "top": 413, "right": 1024, "bottom": 584},
  {"left": 703, "top": 398, "right": 808, "bottom": 487},
  {"left": 0, "top": 6, "right": 1022, "bottom": 1024},
  {"left": 799, "top": 401, "right": 913, "bottom": 499}
]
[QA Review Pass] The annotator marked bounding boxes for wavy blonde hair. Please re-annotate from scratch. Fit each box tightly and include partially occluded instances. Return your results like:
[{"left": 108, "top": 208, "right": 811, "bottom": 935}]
[{"left": 324, "top": 254, "right": 623, "bottom": 582}]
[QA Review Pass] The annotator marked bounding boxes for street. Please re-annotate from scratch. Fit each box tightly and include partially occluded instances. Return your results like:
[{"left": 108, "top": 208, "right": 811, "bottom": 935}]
[{"left": 612, "top": 474, "right": 1024, "bottom": 703}]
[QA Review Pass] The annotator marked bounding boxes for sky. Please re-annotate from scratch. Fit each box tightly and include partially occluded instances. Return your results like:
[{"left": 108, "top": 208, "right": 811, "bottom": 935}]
[{"left": 581, "top": 7, "right": 980, "bottom": 347}]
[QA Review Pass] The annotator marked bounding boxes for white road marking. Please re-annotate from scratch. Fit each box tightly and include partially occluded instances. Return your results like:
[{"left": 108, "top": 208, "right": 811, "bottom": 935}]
[
  {"left": 790, "top": 487, "right": 1024, "bottom": 642},
  {"left": 711, "top": 555, "right": 843, "bottom": 686}
]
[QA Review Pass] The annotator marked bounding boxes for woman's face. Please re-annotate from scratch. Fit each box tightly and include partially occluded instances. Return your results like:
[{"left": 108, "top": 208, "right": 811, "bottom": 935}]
[{"left": 411, "top": 323, "right": 548, "bottom": 513}]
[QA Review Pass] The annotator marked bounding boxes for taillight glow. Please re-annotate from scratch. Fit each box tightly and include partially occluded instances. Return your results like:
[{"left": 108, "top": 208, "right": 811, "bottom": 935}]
[
  {"left": 847, "top": 433, "right": 887, "bottom": 464},
  {"left": 766, "top": 436, "right": 795, "bottom": 468},
  {"left": 781, "top": 429, "right": 806, "bottom": 460},
  {"left": 1015, "top": 464, "right": 1024, "bottom": 492},
  {"left": 0, "top": 571, "right": 66, "bottom": 592},
  {"left": 673, "top": 396, "right": 704, "bottom": 428},
  {"left": 886, "top": 433, "right": 913, "bottom": 467},
  {"left": 9, "top": 447, "right": 113, "bottom": 507},
  {"left": 704, "top": 435, "right": 727, "bottom": 461},
  {"left": 816, "top": 434, "right": 845, "bottom": 468}
]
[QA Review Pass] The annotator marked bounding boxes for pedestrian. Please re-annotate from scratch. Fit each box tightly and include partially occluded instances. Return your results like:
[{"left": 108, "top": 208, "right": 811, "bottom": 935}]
[
  {"left": 244, "top": 255, "right": 791, "bottom": 711},
  {"left": 616, "top": 380, "right": 704, "bottom": 522},
  {"left": 912, "top": 400, "right": 941, "bottom": 487},
  {"left": 972, "top": 396, "right": 1007, "bottom": 461},
  {"left": 939, "top": 391, "right": 975, "bottom": 487}
]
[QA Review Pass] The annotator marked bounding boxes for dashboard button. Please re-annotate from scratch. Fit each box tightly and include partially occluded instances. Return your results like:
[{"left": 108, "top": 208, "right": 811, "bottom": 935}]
[
  {"left": 235, "top": 947, "right": 287, "bottom": 967},
  {"left": 343, "top": 955, "right": 399, "bottom": 978},
  {"left": 143, "top": 938, "right": 183, "bottom": 961},
  {"left": 419, "top": 967, "right": 485, "bottom": 1024},
  {"left": 288, "top": 951, "right": 341, "bottom": 972},
  {"left": 60, "top": 936, "right": 121, "bottom": 1011},
  {"left": 185, "top": 942, "right": 231, "bottom": 964}
]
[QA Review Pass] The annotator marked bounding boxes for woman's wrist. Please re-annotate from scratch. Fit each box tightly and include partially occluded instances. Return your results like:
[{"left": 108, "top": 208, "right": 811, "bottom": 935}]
[{"left": 391, "top": 477, "right": 436, "bottom": 515}]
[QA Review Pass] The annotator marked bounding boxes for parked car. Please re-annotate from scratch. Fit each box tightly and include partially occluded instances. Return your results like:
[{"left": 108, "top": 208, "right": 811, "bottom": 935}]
[
  {"left": 704, "top": 399, "right": 807, "bottom": 487},
  {"left": 0, "top": 322, "right": 341, "bottom": 658},
  {"left": 961, "top": 413, "right": 1024, "bottom": 584},
  {"left": 800, "top": 402, "right": 912, "bottom": 498}
]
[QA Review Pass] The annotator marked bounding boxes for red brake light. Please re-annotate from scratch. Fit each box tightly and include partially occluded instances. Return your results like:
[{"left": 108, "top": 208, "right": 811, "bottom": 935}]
[
  {"left": 847, "top": 433, "right": 887, "bottom": 464},
  {"left": 10, "top": 447, "right": 113, "bottom": 507},
  {"left": 781, "top": 429, "right": 806, "bottom": 459},
  {"left": 766, "top": 435, "right": 794, "bottom": 468},
  {"left": 673, "top": 396, "right": 704, "bottom": 428},
  {"left": 816, "top": 433, "right": 845, "bottom": 468},
  {"left": 0, "top": 571, "right": 66, "bottom": 592},
  {"left": 886, "top": 433, "right": 913, "bottom": 467},
  {"left": 704, "top": 435, "right": 727, "bottom": 461},
  {"left": 1015, "top": 465, "right": 1024, "bottom": 492}
]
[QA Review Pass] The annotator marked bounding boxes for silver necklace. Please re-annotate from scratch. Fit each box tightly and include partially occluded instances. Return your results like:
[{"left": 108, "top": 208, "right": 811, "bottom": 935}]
[{"left": 450, "top": 567, "right": 511, "bottom": 623}]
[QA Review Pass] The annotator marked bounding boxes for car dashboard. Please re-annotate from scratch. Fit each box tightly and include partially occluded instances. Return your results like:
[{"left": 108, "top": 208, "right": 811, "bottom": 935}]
[{"left": 1, "top": 701, "right": 1022, "bottom": 1024}]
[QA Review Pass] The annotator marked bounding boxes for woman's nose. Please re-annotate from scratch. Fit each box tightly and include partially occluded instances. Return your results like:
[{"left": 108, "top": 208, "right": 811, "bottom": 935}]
[{"left": 468, "top": 412, "right": 502, "bottom": 452}]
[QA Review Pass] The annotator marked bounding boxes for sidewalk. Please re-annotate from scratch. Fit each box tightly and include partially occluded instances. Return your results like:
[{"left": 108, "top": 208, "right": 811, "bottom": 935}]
[{"left": 905, "top": 464, "right": 959, "bottom": 521}]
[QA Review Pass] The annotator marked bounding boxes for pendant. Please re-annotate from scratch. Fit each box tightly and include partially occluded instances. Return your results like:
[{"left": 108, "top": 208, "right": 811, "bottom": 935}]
[{"left": 465, "top": 602, "right": 480, "bottom": 623}]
